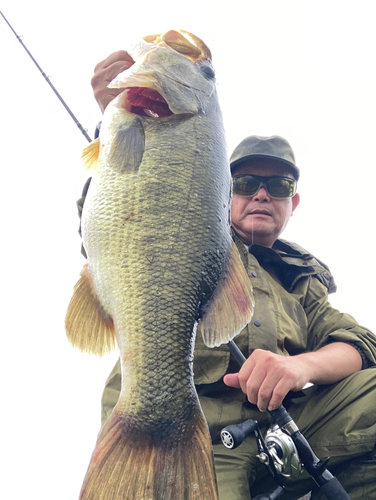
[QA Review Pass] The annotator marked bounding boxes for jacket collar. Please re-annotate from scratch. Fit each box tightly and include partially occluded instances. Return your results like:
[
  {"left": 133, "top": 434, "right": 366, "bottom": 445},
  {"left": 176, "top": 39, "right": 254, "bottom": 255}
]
[{"left": 232, "top": 230, "right": 337, "bottom": 293}]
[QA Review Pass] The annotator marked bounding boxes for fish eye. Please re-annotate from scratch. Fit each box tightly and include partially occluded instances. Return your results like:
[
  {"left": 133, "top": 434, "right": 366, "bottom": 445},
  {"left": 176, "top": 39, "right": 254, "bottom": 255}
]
[{"left": 201, "top": 65, "right": 215, "bottom": 79}]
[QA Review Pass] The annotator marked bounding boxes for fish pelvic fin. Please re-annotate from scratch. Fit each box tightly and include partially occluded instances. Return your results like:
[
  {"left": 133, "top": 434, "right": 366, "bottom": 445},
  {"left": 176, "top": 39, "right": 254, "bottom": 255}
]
[
  {"left": 79, "top": 405, "right": 219, "bottom": 500},
  {"left": 65, "top": 264, "right": 116, "bottom": 356},
  {"left": 82, "top": 137, "right": 100, "bottom": 171},
  {"left": 199, "top": 242, "right": 254, "bottom": 347}
]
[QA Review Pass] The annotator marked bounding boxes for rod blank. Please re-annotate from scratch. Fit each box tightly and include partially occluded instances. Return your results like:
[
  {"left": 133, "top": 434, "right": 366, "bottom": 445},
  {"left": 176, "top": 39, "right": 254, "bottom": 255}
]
[{"left": 1, "top": 10, "right": 92, "bottom": 143}]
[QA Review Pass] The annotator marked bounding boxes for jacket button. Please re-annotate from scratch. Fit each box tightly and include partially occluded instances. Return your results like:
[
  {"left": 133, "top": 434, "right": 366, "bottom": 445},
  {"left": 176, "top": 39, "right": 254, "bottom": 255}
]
[
  {"left": 254, "top": 320, "right": 261, "bottom": 327},
  {"left": 252, "top": 272, "right": 257, "bottom": 277}
]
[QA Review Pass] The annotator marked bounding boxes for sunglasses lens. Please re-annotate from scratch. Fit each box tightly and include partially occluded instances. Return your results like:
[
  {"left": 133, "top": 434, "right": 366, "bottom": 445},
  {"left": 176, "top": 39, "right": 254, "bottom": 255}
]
[
  {"left": 232, "top": 176, "right": 260, "bottom": 197},
  {"left": 233, "top": 176, "right": 296, "bottom": 198},
  {"left": 267, "top": 177, "right": 296, "bottom": 198}
]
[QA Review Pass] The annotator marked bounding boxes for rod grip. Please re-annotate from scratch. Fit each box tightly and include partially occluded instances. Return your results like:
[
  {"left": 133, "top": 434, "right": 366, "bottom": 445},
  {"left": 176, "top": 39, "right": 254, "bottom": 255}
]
[
  {"left": 319, "top": 477, "right": 350, "bottom": 500},
  {"left": 268, "top": 405, "right": 292, "bottom": 428},
  {"left": 253, "top": 485, "right": 285, "bottom": 499}
]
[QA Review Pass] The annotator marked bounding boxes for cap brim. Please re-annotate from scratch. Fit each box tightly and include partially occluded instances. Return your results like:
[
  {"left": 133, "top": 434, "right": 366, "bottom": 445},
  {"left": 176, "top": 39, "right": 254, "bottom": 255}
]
[{"left": 230, "top": 154, "right": 300, "bottom": 181}]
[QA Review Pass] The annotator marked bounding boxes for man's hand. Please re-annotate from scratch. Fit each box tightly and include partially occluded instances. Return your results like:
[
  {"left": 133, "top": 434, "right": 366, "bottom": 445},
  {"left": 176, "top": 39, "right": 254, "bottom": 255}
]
[
  {"left": 91, "top": 51, "right": 135, "bottom": 113},
  {"left": 224, "top": 343, "right": 362, "bottom": 412},
  {"left": 224, "top": 349, "right": 310, "bottom": 412}
]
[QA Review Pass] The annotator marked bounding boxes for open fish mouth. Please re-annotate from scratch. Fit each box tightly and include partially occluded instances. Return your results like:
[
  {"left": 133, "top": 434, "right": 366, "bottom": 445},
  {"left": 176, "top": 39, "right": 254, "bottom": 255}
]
[{"left": 126, "top": 86, "right": 173, "bottom": 118}]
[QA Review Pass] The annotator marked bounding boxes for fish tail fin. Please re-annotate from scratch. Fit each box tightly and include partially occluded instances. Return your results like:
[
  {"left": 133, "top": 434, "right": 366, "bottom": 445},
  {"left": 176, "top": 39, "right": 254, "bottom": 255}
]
[{"left": 79, "top": 403, "right": 219, "bottom": 500}]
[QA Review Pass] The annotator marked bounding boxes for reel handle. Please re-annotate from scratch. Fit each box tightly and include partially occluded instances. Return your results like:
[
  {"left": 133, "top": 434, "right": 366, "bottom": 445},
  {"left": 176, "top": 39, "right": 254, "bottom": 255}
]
[{"left": 221, "top": 420, "right": 258, "bottom": 449}]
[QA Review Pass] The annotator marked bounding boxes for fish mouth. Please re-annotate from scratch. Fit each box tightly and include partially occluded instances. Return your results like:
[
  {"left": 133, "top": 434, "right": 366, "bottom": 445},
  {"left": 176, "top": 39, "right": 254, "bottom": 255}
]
[{"left": 126, "top": 87, "right": 173, "bottom": 118}]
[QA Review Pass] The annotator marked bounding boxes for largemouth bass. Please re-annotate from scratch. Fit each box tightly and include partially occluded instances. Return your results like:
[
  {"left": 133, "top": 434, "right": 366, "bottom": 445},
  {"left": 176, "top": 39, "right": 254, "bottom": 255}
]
[{"left": 66, "top": 30, "right": 254, "bottom": 500}]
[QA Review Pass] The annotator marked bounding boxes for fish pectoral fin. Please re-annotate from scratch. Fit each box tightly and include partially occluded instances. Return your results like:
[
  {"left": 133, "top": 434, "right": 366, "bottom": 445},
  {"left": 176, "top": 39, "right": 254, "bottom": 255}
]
[
  {"left": 81, "top": 137, "right": 100, "bottom": 171},
  {"left": 65, "top": 264, "right": 116, "bottom": 356},
  {"left": 199, "top": 242, "right": 254, "bottom": 347},
  {"left": 110, "top": 122, "right": 145, "bottom": 174},
  {"left": 79, "top": 404, "right": 219, "bottom": 500}
]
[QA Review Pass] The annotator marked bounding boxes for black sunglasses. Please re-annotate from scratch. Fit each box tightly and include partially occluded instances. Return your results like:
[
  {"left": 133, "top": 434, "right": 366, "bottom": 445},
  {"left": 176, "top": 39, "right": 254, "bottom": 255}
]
[{"left": 232, "top": 175, "right": 297, "bottom": 199}]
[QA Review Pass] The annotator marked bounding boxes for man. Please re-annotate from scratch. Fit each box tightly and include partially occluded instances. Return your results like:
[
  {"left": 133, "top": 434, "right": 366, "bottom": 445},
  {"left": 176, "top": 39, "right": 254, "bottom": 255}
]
[{"left": 79, "top": 51, "right": 376, "bottom": 499}]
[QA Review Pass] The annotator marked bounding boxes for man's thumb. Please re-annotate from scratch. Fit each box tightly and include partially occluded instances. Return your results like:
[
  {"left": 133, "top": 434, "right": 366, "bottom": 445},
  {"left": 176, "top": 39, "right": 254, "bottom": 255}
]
[{"left": 223, "top": 373, "right": 240, "bottom": 388}]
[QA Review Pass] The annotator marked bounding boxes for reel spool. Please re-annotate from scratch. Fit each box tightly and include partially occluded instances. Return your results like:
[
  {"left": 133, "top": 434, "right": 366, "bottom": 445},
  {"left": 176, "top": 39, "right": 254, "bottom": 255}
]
[{"left": 261, "top": 426, "right": 302, "bottom": 479}]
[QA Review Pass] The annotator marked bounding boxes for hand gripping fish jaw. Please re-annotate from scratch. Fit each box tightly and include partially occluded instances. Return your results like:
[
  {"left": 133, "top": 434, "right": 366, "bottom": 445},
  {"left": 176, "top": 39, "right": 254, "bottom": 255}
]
[
  {"left": 221, "top": 341, "right": 351, "bottom": 500},
  {"left": 108, "top": 29, "right": 217, "bottom": 118}
]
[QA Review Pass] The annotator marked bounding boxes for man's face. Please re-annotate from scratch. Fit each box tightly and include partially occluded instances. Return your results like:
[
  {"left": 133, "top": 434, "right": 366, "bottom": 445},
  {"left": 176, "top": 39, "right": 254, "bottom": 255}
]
[{"left": 230, "top": 159, "right": 300, "bottom": 247}]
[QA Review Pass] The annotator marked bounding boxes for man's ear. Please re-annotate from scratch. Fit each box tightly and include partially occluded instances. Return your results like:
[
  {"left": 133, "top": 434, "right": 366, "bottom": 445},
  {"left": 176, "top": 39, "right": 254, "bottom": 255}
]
[{"left": 291, "top": 192, "right": 300, "bottom": 213}]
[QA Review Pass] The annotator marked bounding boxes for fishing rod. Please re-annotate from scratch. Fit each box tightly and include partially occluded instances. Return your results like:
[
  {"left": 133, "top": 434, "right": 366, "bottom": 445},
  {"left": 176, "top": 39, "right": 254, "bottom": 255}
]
[
  {"left": 223, "top": 340, "right": 350, "bottom": 500},
  {"left": 1, "top": 10, "right": 92, "bottom": 143}
]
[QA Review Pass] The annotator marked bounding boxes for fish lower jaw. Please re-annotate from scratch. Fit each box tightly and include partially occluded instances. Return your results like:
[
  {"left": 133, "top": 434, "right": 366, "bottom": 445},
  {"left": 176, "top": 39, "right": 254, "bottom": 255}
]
[{"left": 140, "top": 107, "right": 160, "bottom": 118}]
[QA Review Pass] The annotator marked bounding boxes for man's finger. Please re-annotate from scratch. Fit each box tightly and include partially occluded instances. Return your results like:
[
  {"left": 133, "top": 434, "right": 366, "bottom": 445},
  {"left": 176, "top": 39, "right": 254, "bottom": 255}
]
[
  {"left": 91, "top": 60, "right": 134, "bottom": 90},
  {"left": 255, "top": 382, "right": 275, "bottom": 413},
  {"left": 93, "top": 88, "right": 125, "bottom": 114},
  {"left": 94, "top": 50, "right": 135, "bottom": 73},
  {"left": 267, "top": 379, "right": 293, "bottom": 411},
  {"left": 223, "top": 373, "right": 240, "bottom": 388}
]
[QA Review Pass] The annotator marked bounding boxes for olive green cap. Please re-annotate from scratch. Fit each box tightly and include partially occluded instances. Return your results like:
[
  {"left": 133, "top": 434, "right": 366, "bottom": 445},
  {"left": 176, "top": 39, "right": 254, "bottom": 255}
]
[{"left": 230, "top": 135, "right": 300, "bottom": 180}]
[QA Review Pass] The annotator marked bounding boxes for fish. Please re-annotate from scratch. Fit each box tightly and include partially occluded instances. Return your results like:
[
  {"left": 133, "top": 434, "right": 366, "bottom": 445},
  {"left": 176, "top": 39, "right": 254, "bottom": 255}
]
[{"left": 65, "top": 30, "right": 254, "bottom": 500}]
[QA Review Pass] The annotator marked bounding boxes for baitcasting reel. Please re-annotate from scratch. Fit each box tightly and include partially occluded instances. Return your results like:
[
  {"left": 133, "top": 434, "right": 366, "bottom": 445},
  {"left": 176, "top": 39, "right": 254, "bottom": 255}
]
[
  {"left": 261, "top": 425, "right": 302, "bottom": 479},
  {"left": 221, "top": 417, "right": 302, "bottom": 482}
]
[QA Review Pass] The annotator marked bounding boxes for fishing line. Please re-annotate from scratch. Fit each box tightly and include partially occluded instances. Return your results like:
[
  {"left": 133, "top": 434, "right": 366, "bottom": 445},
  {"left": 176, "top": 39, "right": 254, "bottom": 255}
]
[{"left": 1, "top": 10, "right": 92, "bottom": 143}]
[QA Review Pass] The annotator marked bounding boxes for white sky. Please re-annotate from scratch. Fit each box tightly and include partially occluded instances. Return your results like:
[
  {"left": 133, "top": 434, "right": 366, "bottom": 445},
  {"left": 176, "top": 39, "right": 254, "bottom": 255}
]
[{"left": 1, "top": 1, "right": 375, "bottom": 498}]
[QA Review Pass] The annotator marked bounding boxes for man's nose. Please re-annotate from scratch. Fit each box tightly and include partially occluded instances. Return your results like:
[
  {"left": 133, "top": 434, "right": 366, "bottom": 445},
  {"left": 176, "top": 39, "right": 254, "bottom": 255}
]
[{"left": 253, "top": 186, "right": 270, "bottom": 201}]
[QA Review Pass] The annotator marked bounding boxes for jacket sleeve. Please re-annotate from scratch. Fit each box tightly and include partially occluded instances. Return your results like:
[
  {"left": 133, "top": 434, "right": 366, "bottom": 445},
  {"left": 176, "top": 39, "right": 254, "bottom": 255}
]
[
  {"left": 76, "top": 123, "right": 100, "bottom": 256},
  {"left": 304, "top": 276, "right": 376, "bottom": 368},
  {"left": 100, "top": 358, "right": 121, "bottom": 428},
  {"left": 76, "top": 177, "right": 92, "bottom": 258}
]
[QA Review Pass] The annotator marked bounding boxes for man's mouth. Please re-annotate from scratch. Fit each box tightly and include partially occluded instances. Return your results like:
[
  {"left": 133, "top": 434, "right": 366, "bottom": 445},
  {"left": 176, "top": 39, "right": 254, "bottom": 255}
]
[
  {"left": 249, "top": 209, "right": 272, "bottom": 216},
  {"left": 126, "top": 87, "right": 173, "bottom": 118}
]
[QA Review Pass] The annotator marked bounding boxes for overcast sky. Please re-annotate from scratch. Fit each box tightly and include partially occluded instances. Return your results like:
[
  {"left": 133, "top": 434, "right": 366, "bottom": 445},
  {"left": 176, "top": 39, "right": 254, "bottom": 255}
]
[{"left": 1, "top": 1, "right": 375, "bottom": 498}]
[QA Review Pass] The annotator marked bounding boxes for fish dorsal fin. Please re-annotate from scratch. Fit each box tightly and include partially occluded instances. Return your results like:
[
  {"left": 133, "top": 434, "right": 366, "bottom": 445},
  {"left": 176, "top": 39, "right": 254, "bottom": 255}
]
[
  {"left": 65, "top": 264, "right": 116, "bottom": 356},
  {"left": 198, "top": 242, "right": 254, "bottom": 347},
  {"left": 109, "top": 123, "right": 145, "bottom": 174},
  {"left": 81, "top": 138, "right": 100, "bottom": 171}
]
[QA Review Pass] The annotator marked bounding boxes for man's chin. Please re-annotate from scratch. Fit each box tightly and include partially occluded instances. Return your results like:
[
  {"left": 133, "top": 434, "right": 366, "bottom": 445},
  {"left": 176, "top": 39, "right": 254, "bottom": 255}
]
[
  {"left": 233, "top": 223, "right": 276, "bottom": 247},
  {"left": 244, "top": 222, "right": 274, "bottom": 238}
]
